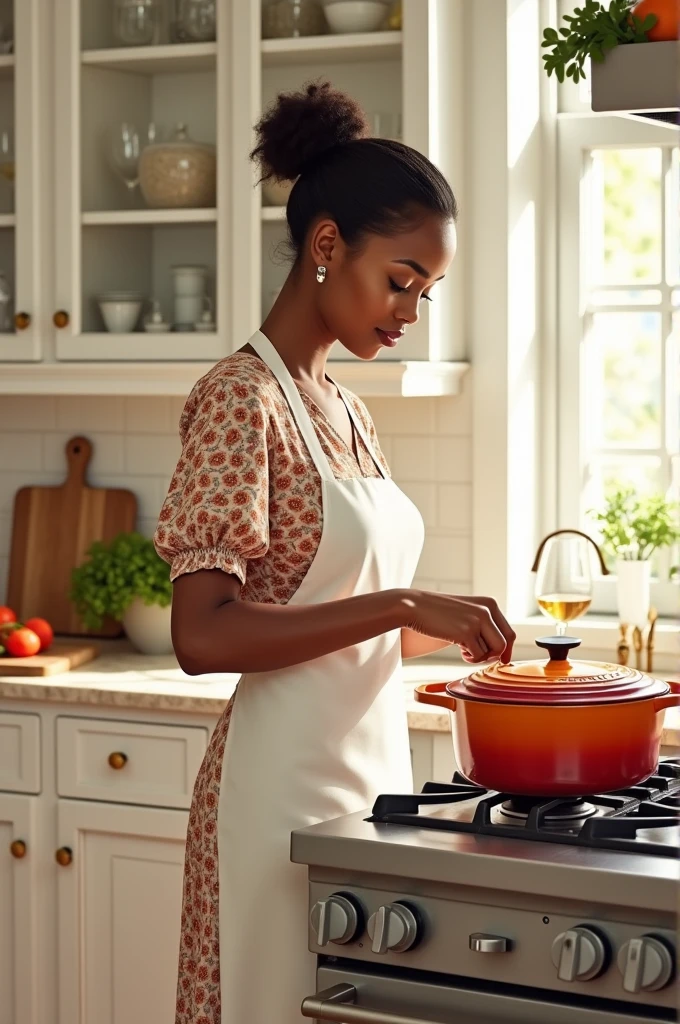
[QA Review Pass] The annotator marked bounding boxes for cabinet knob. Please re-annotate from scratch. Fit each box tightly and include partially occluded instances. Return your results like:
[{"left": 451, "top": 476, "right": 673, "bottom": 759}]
[
  {"left": 53, "top": 310, "right": 70, "bottom": 329},
  {"left": 14, "top": 312, "right": 31, "bottom": 330},
  {"left": 55, "top": 846, "right": 72, "bottom": 867},
  {"left": 10, "top": 839, "right": 26, "bottom": 859},
  {"left": 108, "top": 751, "right": 128, "bottom": 770}
]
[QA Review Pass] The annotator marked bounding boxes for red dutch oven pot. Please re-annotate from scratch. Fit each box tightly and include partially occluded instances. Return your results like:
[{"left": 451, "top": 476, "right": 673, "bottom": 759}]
[{"left": 415, "top": 636, "right": 680, "bottom": 796}]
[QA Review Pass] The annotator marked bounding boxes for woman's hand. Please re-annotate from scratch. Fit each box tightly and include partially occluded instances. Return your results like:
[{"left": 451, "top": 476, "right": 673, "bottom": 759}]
[{"left": 398, "top": 590, "right": 515, "bottom": 664}]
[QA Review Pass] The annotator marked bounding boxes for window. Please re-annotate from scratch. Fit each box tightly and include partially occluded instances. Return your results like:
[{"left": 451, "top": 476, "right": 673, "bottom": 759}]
[{"left": 556, "top": 45, "right": 679, "bottom": 617}]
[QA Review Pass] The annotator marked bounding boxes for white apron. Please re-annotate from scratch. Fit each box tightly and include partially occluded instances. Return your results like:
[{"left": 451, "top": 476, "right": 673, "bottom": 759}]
[{"left": 217, "top": 330, "right": 425, "bottom": 1023}]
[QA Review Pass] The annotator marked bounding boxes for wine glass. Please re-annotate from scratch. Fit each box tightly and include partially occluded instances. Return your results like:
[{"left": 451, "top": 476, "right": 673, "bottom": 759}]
[
  {"left": 107, "top": 122, "right": 163, "bottom": 191},
  {"left": 533, "top": 531, "right": 593, "bottom": 637}
]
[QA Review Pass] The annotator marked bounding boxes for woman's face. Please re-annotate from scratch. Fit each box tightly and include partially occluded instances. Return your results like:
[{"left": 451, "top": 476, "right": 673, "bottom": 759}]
[{"left": 310, "top": 212, "right": 457, "bottom": 359}]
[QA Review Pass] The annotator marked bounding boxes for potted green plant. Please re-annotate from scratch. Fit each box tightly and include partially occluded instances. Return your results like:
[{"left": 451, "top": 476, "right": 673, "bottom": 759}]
[
  {"left": 588, "top": 487, "right": 680, "bottom": 626},
  {"left": 70, "top": 532, "right": 173, "bottom": 655},
  {"left": 541, "top": 1, "right": 658, "bottom": 83}
]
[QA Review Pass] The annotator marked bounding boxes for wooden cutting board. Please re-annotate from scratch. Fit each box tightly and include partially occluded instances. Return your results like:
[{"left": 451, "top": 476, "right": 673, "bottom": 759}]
[
  {"left": 0, "top": 641, "right": 99, "bottom": 677},
  {"left": 7, "top": 436, "right": 138, "bottom": 637}
]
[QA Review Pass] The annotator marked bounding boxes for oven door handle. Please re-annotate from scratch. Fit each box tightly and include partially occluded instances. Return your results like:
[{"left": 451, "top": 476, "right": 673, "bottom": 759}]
[{"left": 301, "top": 982, "right": 442, "bottom": 1024}]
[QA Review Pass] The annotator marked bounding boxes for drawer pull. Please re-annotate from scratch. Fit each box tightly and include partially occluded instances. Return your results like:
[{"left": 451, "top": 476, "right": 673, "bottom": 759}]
[
  {"left": 108, "top": 751, "right": 128, "bottom": 770},
  {"left": 55, "top": 846, "right": 72, "bottom": 867},
  {"left": 10, "top": 840, "right": 27, "bottom": 859},
  {"left": 14, "top": 311, "right": 31, "bottom": 330}
]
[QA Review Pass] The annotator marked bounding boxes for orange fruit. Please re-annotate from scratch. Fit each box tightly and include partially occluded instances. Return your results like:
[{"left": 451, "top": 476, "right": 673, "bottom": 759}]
[{"left": 632, "top": 0, "right": 680, "bottom": 41}]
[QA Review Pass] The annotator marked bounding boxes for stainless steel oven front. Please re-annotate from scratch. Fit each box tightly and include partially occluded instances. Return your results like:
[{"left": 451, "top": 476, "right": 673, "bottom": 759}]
[{"left": 302, "top": 962, "right": 675, "bottom": 1024}]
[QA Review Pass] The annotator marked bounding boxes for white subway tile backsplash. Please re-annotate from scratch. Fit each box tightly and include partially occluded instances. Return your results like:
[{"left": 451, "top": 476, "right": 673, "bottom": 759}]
[
  {"left": 417, "top": 535, "right": 472, "bottom": 583},
  {"left": 399, "top": 481, "right": 437, "bottom": 529},
  {"left": 434, "top": 438, "right": 472, "bottom": 483},
  {"left": 125, "top": 397, "right": 173, "bottom": 434},
  {"left": 366, "top": 397, "right": 436, "bottom": 436},
  {"left": 0, "top": 396, "right": 57, "bottom": 432},
  {"left": 435, "top": 379, "right": 472, "bottom": 436},
  {"left": 0, "top": 432, "right": 43, "bottom": 472},
  {"left": 43, "top": 432, "right": 126, "bottom": 477},
  {"left": 437, "top": 484, "right": 472, "bottom": 532},
  {"left": 56, "top": 396, "right": 126, "bottom": 433},
  {"left": 124, "top": 434, "right": 181, "bottom": 479},
  {"left": 0, "top": 390, "right": 477, "bottom": 605},
  {"left": 392, "top": 438, "right": 435, "bottom": 481},
  {"left": 0, "top": 514, "right": 10, "bottom": 557}
]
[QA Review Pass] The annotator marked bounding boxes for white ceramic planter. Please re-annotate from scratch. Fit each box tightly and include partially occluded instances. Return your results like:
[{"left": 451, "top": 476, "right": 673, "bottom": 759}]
[
  {"left": 615, "top": 559, "right": 651, "bottom": 629},
  {"left": 122, "top": 598, "right": 173, "bottom": 655}
]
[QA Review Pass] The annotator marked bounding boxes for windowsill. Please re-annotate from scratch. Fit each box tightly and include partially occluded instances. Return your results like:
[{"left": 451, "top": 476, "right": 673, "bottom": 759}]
[{"left": 512, "top": 615, "right": 679, "bottom": 670}]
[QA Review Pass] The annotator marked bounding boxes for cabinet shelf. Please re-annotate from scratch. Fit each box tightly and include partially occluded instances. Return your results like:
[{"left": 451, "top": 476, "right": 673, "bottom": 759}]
[
  {"left": 83, "top": 209, "right": 218, "bottom": 226},
  {"left": 261, "top": 31, "right": 401, "bottom": 67},
  {"left": 0, "top": 360, "right": 470, "bottom": 398},
  {"left": 81, "top": 43, "right": 217, "bottom": 75},
  {"left": 261, "top": 206, "right": 286, "bottom": 222},
  {"left": 0, "top": 54, "right": 14, "bottom": 80},
  {"left": 0, "top": 213, "right": 15, "bottom": 228}
]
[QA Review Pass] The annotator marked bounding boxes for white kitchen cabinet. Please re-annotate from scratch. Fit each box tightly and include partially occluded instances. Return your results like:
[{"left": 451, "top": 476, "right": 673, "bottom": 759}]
[
  {"left": 0, "top": 793, "right": 38, "bottom": 1024},
  {"left": 57, "top": 798, "right": 188, "bottom": 1024},
  {"left": 0, "top": 0, "right": 51, "bottom": 363},
  {"left": 1, "top": 0, "right": 468, "bottom": 396}
]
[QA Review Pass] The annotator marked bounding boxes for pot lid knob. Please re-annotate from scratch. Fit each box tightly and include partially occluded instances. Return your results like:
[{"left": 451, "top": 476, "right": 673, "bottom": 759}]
[{"left": 535, "top": 636, "right": 582, "bottom": 661}]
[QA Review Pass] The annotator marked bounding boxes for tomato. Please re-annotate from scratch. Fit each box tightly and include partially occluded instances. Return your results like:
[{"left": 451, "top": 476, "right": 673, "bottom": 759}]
[
  {"left": 5, "top": 627, "right": 41, "bottom": 658},
  {"left": 23, "top": 617, "right": 54, "bottom": 653},
  {"left": 632, "top": 0, "right": 679, "bottom": 41},
  {"left": 0, "top": 606, "right": 16, "bottom": 625},
  {"left": 0, "top": 621, "right": 22, "bottom": 643}
]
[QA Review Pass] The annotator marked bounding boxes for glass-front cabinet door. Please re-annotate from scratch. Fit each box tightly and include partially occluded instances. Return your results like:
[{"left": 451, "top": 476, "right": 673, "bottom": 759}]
[
  {"left": 53, "top": 0, "right": 230, "bottom": 362},
  {"left": 0, "top": 0, "right": 48, "bottom": 362}
]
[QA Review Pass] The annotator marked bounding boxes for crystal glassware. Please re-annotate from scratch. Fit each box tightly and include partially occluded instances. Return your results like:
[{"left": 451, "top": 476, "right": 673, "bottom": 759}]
[
  {"left": 534, "top": 532, "right": 593, "bottom": 637},
  {"left": 107, "top": 122, "right": 164, "bottom": 192},
  {"left": 114, "top": 0, "right": 160, "bottom": 46},
  {"left": 172, "top": 0, "right": 217, "bottom": 42}
]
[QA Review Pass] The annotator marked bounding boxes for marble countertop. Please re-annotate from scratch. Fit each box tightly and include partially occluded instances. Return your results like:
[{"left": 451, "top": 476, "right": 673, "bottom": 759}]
[{"left": 0, "top": 643, "right": 678, "bottom": 745}]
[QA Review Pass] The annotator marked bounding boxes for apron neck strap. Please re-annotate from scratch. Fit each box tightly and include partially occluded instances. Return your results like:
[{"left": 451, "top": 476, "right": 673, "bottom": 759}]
[{"left": 249, "top": 331, "right": 335, "bottom": 482}]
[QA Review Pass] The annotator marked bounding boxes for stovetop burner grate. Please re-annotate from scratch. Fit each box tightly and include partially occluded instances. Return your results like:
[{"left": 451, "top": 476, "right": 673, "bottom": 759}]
[{"left": 368, "top": 759, "right": 680, "bottom": 858}]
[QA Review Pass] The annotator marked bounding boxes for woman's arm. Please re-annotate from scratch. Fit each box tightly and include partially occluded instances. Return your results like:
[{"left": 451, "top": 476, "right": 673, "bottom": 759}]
[
  {"left": 401, "top": 630, "right": 453, "bottom": 660},
  {"left": 171, "top": 571, "right": 514, "bottom": 675}
]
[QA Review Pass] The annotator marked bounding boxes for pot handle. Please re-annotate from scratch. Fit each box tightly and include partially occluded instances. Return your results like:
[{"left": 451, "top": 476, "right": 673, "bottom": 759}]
[
  {"left": 654, "top": 688, "right": 680, "bottom": 713},
  {"left": 414, "top": 683, "right": 457, "bottom": 712}
]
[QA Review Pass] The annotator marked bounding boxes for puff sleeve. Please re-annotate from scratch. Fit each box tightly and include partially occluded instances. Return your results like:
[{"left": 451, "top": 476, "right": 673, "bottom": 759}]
[{"left": 154, "top": 372, "right": 270, "bottom": 583}]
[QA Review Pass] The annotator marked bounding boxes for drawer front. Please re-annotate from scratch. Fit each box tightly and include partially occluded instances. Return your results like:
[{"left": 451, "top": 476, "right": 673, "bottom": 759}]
[
  {"left": 56, "top": 717, "right": 208, "bottom": 809},
  {"left": 0, "top": 712, "right": 41, "bottom": 794}
]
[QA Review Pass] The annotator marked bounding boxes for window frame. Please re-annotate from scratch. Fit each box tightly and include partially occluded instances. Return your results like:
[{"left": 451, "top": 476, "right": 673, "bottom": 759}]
[{"left": 556, "top": 112, "right": 679, "bottom": 618}]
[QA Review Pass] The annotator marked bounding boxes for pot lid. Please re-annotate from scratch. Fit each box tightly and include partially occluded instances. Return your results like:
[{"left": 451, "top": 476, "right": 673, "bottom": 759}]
[{"left": 446, "top": 637, "right": 670, "bottom": 706}]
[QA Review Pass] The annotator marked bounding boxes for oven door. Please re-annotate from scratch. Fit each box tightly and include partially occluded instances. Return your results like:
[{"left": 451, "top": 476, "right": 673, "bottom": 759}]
[{"left": 301, "top": 964, "right": 672, "bottom": 1024}]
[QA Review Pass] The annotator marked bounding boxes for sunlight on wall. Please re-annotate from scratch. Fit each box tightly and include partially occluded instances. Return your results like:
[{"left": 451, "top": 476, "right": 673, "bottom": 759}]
[{"left": 507, "top": 0, "right": 540, "bottom": 170}]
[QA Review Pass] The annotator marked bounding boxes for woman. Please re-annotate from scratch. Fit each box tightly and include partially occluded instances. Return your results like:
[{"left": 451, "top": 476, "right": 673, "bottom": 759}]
[{"left": 155, "top": 81, "right": 515, "bottom": 1024}]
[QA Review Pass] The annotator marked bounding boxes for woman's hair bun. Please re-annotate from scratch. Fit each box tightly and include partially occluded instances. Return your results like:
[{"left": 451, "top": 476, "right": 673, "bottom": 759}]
[{"left": 251, "top": 81, "right": 369, "bottom": 182}]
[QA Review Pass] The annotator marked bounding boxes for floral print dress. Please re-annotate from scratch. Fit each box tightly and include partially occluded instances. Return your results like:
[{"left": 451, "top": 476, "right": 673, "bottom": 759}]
[{"left": 154, "top": 351, "right": 389, "bottom": 1024}]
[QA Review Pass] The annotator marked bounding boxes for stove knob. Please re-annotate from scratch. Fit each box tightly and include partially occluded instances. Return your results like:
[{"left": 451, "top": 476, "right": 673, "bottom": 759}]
[
  {"left": 310, "top": 893, "right": 362, "bottom": 947},
  {"left": 367, "top": 902, "right": 420, "bottom": 955},
  {"left": 617, "top": 935, "right": 675, "bottom": 993},
  {"left": 551, "top": 927, "right": 608, "bottom": 982}
]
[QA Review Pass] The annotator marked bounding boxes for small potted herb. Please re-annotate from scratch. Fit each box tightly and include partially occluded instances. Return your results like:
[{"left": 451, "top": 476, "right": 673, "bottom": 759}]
[
  {"left": 588, "top": 487, "right": 680, "bottom": 626},
  {"left": 541, "top": 0, "right": 659, "bottom": 83},
  {"left": 70, "top": 532, "right": 173, "bottom": 655}
]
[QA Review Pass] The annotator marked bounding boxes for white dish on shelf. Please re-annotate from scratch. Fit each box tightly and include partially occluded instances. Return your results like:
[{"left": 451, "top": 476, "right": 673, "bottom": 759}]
[
  {"left": 97, "top": 295, "right": 144, "bottom": 333},
  {"left": 323, "top": 1, "right": 387, "bottom": 33}
]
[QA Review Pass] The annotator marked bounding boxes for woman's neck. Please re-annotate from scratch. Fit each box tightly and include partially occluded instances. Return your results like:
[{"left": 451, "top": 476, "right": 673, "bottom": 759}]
[{"left": 259, "top": 272, "right": 335, "bottom": 389}]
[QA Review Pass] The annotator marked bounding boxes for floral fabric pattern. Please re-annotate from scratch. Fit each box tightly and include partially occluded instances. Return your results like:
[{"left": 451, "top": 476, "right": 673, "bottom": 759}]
[{"left": 154, "top": 349, "right": 389, "bottom": 1024}]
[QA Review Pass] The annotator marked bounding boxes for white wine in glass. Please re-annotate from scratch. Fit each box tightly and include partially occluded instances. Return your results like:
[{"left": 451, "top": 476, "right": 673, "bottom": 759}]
[{"left": 534, "top": 533, "right": 593, "bottom": 636}]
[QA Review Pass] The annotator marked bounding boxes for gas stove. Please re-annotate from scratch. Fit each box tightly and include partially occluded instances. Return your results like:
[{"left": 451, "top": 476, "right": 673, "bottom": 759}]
[
  {"left": 291, "top": 759, "right": 679, "bottom": 1023},
  {"left": 369, "top": 759, "right": 680, "bottom": 859}
]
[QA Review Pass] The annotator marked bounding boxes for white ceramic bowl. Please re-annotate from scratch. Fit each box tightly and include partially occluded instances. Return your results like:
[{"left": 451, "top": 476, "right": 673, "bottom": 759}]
[
  {"left": 324, "top": 1, "right": 387, "bottom": 33},
  {"left": 98, "top": 298, "right": 143, "bottom": 333}
]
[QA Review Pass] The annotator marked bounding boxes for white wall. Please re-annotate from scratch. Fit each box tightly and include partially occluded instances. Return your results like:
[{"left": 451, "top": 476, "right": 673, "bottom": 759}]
[{"left": 0, "top": 383, "right": 474, "bottom": 606}]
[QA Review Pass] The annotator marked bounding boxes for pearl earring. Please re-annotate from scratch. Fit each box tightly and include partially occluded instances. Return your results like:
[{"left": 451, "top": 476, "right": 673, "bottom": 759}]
[{"left": 316, "top": 265, "right": 327, "bottom": 284}]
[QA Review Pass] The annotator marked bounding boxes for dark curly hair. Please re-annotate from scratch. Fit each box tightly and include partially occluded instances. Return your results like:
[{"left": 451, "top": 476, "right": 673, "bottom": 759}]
[{"left": 250, "top": 81, "right": 458, "bottom": 263}]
